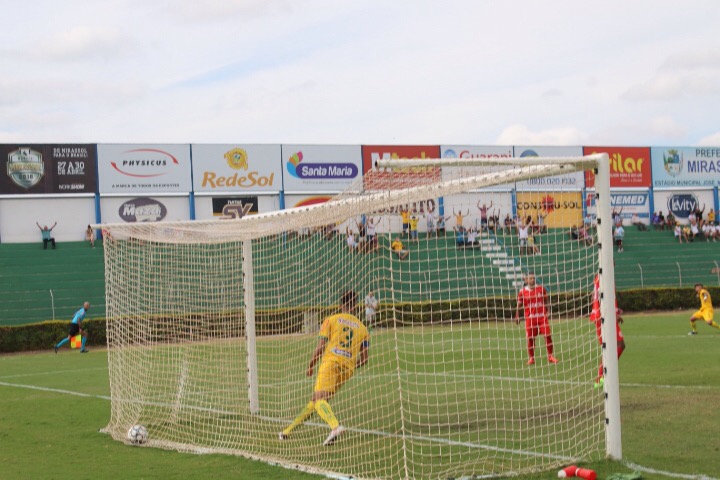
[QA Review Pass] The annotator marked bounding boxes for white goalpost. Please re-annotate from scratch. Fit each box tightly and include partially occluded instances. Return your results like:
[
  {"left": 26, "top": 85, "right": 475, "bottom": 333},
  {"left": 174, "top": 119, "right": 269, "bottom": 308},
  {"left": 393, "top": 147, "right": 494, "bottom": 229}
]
[{"left": 97, "top": 153, "right": 620, "bottom": 479}]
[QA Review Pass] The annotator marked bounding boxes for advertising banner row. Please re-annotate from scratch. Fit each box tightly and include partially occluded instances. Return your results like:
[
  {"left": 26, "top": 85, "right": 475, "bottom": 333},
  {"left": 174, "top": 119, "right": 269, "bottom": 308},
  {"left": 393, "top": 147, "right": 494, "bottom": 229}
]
[{"left": 3, "top": 144, "right": 719, "bottom": 196}]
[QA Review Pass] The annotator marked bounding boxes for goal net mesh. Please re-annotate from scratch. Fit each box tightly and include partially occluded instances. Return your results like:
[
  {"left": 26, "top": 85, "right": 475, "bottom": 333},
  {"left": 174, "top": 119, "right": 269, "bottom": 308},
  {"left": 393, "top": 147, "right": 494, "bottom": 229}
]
[{"left": 100, "top": 157, "right": 605, "bottom": 479}]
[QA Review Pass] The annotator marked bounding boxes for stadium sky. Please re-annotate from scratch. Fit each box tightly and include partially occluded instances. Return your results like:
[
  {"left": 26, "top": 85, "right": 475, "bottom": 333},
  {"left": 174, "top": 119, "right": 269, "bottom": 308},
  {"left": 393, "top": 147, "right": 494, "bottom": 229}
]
[{"left": 1, "top": 0, "right": 719, "bottom": 147}]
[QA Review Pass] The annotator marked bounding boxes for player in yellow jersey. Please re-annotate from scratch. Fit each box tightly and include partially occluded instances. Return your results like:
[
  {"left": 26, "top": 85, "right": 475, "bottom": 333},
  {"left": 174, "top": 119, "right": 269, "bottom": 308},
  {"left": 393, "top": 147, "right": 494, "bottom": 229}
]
[
  {"left": 689, "top": 283, "right": 720, "bottom": 335},
  {"left": 280, "top": 290, "right": 369, "bottom": 445}
]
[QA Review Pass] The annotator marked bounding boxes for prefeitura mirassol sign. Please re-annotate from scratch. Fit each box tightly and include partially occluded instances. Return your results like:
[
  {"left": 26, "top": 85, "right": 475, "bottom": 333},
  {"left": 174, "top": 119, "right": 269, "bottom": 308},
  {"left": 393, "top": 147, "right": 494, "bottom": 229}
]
[{"left": 0, "top": 144, "right": 97, "bottom": 194}]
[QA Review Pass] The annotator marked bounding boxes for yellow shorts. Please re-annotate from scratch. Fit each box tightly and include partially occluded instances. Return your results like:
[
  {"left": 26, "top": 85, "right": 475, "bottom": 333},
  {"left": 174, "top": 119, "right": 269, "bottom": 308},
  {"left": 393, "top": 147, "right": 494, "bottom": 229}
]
[
  {"left": 692, "top": 309, "right": 714, "bottom": 322},
  {"left": 314, "top": 361, "right": 353, "bottom": 394}
]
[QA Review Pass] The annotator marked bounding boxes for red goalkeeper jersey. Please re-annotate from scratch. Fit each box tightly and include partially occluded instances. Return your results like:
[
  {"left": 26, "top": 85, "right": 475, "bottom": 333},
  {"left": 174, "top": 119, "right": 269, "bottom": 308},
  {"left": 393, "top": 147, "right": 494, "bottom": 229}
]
[
  {"left": 590, "top": 275, "right": 623, "bottom": 342},
  {"left": 517, "top": 285, "right": 548, "bottom": 323}
]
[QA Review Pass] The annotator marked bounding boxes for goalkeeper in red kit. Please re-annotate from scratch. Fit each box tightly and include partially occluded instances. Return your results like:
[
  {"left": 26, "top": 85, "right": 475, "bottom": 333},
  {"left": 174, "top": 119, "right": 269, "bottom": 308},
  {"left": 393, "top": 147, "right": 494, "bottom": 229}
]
[
  {"left": 515, "top": 273, "right": 558, "bottom": 365},
  {"left": 589, "top": 274, "right": 625, "bottom": 388}
]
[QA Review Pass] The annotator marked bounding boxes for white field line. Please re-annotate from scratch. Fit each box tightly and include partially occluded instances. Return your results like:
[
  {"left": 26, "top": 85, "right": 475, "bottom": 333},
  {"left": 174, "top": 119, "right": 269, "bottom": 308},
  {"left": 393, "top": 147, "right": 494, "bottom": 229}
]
[
  {"left": 622, "top": 460, "right": 718, "bottom": 480},
  {"left": 1, "top": 378, "right": 717, "bottom": 480},
  {"left": 264, "top": 370, "right": 720, "bottom": 391},
  {"left": 0, "top": 378, "right": 572, "bottom": 462},
  {"left": 0, "top": 367, "right": 106, "bottom": 380}
]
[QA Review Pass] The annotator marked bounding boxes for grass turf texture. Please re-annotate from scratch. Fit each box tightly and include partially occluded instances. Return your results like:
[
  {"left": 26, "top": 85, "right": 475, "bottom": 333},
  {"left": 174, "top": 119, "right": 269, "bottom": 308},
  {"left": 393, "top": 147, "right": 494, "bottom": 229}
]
[{"left": 1, "top": 311, "right": 719, "bottom": 479}]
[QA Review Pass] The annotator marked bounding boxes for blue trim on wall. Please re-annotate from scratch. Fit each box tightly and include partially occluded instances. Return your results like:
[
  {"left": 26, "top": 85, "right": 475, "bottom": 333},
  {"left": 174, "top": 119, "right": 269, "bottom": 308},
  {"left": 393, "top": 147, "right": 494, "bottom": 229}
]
[{"left": 188, "top": 145, "right": 196, "bottom": 219}]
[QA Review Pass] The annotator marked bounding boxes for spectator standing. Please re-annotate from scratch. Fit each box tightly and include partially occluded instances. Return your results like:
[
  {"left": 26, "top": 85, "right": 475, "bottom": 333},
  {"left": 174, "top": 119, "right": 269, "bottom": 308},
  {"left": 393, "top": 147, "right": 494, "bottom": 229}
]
[
  {"left": 658, "top": 211, "right": 666, "bottom": 230},
  {"left": 537, "top": 212, "right": 547, "bottom": 233},
  {"left": 477, "top": 200, "right": 493, "bottom": 231},
  {"left": 346, "top": 228, "right": 358, "bottom": 251},
  {"left": 503, "top": 214, "right": 513, "bottom": 234},
  {"left": 694, "top": 204, "right": 706, "bottom": 227},
  {"left": 400, "top": 208, "right": 411, "bottom": 238},
  {"left": 364, "top": 291, "right": 379, "bottom": 330},
  {"left": 425, "top": 213, "right": 435, "bottom": 238},
  {"left": 584, "top": 214, "right": 595, "bottom": 231},
  {"left": 455, "top": 227, "right": 466, "bottom": 248},
  {"left": 707, "top": 209, "right": 715, "bottom": 225},
  {"left": 525, "top": 215, "right": 536, "bottom": 234},
  {"left": 409, "top": 215, "right": 419, "bottom": 242},
  {"left": 37, "top": 221, "right": 57, "bottom": 249},
  {"left": 614, "top": 225, "right": 625, "bottom": 253},
  {"left": 85, "top": 225, "right": 95, "bottom": 247},
  {"left": 518, "top": 222, "right": 530, "bottom": 255},
  {"left": 527, "top": 234, "right": 539, "bottom": 255},
  {"left": 453, "top": 208, "right": 469, "bottom": 231},
  {"left": 436, "top": 215, "right": 448, "bottom": 236},
  {"left": 365, "top": 217, "right": 379, "bottom": 248}
]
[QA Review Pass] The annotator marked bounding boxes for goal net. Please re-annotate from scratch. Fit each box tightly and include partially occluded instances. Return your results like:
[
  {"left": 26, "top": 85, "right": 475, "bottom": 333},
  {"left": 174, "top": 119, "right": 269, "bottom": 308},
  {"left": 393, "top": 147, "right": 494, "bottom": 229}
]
[{"left": 99, "top": 154, "right": 619, "bottom": 479}]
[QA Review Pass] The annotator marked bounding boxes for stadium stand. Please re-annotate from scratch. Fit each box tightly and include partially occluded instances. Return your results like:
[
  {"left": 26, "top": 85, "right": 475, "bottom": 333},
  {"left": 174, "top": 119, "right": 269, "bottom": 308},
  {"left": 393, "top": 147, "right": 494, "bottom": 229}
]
[
  {"left": 2, "top": 226, "right": 720, "bottom": 326},
  {"left": 0, "top": 241, "right": 106, "bottom": 326}
]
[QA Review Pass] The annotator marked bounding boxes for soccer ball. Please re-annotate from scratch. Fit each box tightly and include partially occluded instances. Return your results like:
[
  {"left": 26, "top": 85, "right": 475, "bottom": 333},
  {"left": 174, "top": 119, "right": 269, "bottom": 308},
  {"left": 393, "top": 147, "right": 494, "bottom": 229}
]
[{"left": 127, "top": 424, "right": 148, "bottom": 445}]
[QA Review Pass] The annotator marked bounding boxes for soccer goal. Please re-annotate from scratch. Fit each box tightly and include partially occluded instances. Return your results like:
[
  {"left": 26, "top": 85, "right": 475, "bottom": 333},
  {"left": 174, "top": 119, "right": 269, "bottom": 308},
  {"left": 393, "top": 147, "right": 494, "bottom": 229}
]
[{"left": 97, "top": 153, "right": 620, "bottom": 480}]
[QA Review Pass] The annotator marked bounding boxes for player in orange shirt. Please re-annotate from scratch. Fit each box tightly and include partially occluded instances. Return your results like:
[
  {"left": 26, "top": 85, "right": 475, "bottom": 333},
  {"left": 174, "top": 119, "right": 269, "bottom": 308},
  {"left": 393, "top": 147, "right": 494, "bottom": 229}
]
[
  {"left": 280, "top": 290, "right": 369, "bottom": 446},
  {"left": 515, "top": 273, "right": 557, "bottom": 365},
  {"left": 589, "top": 274, "right": 625, "bottom": 388}
]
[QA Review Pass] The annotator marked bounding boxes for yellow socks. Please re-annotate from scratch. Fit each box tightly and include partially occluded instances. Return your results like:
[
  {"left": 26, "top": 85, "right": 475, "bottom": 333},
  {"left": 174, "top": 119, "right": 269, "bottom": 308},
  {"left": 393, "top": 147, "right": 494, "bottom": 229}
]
[
  {"left": 283, "top": 401, "right": 315, "bottom": 436},
  {"left": 315, "top": 399, "right": 339, "bottom": 430}
]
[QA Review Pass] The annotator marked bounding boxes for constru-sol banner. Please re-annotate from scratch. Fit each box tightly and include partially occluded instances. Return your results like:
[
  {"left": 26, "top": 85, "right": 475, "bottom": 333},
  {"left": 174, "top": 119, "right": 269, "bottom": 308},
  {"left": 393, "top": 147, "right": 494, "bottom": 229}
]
[{"left": 516, "top": 191, "right": 583, "bottom": 228}]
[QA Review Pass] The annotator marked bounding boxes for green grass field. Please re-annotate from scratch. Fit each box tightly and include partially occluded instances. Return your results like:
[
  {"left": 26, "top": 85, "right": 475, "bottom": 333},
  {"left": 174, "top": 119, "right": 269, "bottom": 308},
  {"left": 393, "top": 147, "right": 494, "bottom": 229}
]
[{"left": 1, "top": 311, "right": 719, "bottom": 480}]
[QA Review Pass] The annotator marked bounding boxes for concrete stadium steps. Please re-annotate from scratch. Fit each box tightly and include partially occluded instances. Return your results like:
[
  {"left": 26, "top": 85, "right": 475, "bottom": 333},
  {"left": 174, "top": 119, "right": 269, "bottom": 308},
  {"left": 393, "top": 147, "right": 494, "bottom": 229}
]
[
  {"left": 6, "top": 227, "right": 714, "bottom": 327},
  {"left": 0, "top": 241, "right": 106, "bottom": 325}
]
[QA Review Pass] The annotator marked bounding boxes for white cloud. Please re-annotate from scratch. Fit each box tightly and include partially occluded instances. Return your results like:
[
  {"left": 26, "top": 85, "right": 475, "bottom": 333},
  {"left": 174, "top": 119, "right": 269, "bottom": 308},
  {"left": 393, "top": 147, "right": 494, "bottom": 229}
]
[
  {"left": 621, "top": 75, "right": 684, "bottom": 102},
  {"left": 0, "top": 0, "right": 718, "bottom": 146},
  {"left": 698, "top": 131, "right": 720, "bottom": 146},
  {"left": 495, "top": 125, "right": 588, "bottom": 146},
  {"left": 27, "top": 26, "right": 128, "bottom": 62},
  {"left": 660, "top": 48, "right": 720, "bottom": 71},
  {"left": 648, "top": 116, "right": 687, "bottom": 140},
  {"left": 622, "top": 47, "right": 720, "bottom": 102}
]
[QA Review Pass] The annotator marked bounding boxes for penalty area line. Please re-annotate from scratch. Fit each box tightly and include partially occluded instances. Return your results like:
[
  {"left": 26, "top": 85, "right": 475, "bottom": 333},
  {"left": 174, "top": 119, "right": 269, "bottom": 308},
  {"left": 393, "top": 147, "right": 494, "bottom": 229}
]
[{"left": 622, "top": 460, "right": 718, "bottom": 480}]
